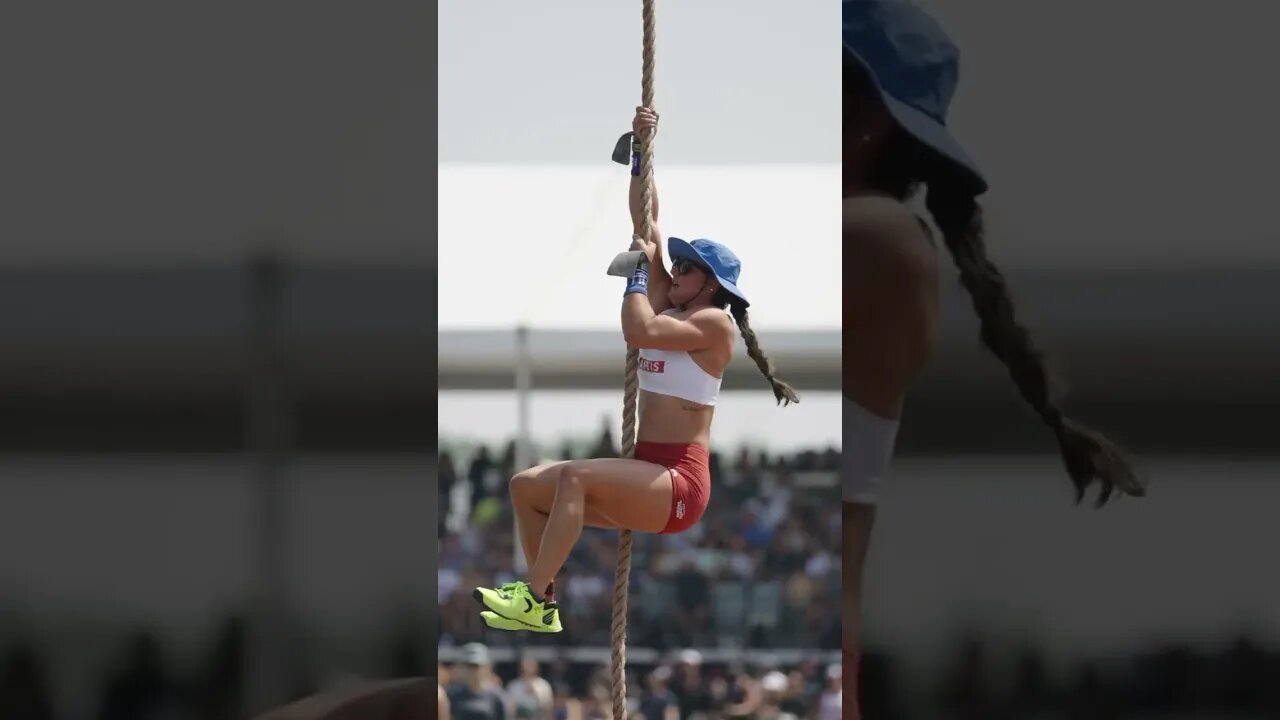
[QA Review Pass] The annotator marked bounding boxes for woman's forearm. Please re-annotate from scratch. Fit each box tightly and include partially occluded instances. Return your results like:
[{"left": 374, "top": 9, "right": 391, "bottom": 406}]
[{"left": 621, "top": 290, "right": 656, "bottom": 344}]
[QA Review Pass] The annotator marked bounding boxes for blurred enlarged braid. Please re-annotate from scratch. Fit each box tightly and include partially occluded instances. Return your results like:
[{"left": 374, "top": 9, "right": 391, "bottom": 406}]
[
  {"left": 613, "top": 2, "right": 656, "bottom": 719},
  {"left": 924, "top": 184, "right": 1144, "bottom": 507},
  {"left": 848, "top": 60, "right": 1144, "bottom": 507}
]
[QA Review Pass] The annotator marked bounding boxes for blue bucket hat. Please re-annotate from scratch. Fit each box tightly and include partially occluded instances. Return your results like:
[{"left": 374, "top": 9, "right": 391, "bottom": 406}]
[
  {"left": 844, "top": 0, "right": 987, "bottom": 194},
  {"left": 667, "top": 237, "right": 749, "bottom": 308}
]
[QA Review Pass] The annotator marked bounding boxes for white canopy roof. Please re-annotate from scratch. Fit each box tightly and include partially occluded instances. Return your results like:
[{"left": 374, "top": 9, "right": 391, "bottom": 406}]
[{"left": 437, "top": 164, "right": 842, "bottom": 331}]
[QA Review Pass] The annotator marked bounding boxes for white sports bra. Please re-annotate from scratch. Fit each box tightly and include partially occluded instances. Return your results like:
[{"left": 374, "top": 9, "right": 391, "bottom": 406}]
[{"left": 636, "top": 313, "right": 724, "bottom": 406}]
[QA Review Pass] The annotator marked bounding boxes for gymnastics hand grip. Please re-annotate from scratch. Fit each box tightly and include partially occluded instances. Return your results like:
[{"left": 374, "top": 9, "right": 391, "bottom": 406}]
[
  {"left": 611, "top": 132, "right": 633, "bottom": 165},
  {"left": 606, "top": 250, "right": 646, "bottom": 277}
]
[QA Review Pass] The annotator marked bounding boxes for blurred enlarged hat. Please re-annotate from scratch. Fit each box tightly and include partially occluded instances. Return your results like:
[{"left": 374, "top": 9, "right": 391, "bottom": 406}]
[
  {"left": 843, "top": 0, "right": 988, "bottom": 194},
  {"left": 460, "top": 643, "right": 491, "bottom": 666}
]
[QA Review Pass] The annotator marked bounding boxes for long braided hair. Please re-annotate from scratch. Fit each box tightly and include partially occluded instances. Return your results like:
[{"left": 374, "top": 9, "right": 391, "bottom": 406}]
[
  {"left": 848, "top": 63, "right": 1144, "bottom": 506},
  {"left": 710, "top": 289, "right": 800, "bottom": 407}
]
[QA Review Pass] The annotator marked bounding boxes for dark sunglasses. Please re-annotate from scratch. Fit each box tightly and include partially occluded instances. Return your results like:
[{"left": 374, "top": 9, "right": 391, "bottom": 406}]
[{"left": 671, "top": 257, "right": 708, "bottom": 276}]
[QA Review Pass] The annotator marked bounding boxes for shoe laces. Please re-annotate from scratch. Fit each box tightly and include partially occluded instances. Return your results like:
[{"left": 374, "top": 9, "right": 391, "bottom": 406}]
[{"left": 497, "top": 580, "right": 528, "bottom": 597}]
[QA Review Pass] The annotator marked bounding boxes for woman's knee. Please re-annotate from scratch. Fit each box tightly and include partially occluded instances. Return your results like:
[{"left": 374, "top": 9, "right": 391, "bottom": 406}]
[
  {"left": 509, "top": 467, "right": 540, "bottom": 500},
  {"left": 510, "top": 462, "right": 570, "bottom": 505},
  {"left": 557, "top": 462, "right": 589, "bottom": 492}
]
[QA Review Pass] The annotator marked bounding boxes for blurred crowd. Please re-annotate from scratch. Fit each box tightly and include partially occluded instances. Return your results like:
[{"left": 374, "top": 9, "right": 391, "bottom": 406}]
[
  {"left": 0, "top": 615, "right": 429, "bottom": 720},
  {"left": 439, "top": 643, "right": 841, "bottom": 720},
  {"left": 436, "top": 428, "right": 842, "bottom": 651},
  {"left": 0, "top": 621, "right": 249, "bottom": 720},
  {"left": 860, "top": 636, "right": 1280, "bottom": 719},
  {"left": 439, "top": 637, "right": 1280, "bottom": 720}
]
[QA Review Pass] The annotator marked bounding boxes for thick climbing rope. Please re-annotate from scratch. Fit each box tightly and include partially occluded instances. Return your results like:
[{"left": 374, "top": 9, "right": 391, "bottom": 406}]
[{"left": 613, "top": 1, "right": 656, "bottom": 717}]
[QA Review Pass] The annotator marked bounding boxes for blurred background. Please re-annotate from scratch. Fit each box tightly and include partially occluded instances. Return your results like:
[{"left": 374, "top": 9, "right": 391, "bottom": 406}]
[
  {"left": 858, "top": 1, "right": 1280, "bottom": 718},
  {"left": 438, "top": 1, "right": 843, "bottom": 718},
  {"left": 0, "top": 2, "right": 433, "bottom": 718}
]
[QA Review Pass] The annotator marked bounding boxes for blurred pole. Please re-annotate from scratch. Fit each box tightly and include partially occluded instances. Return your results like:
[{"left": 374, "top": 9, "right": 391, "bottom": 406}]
[
  {"left": 513, "top": 324, "right": 532, "bottom": 574},
  {"left": 246, "top": 253, "right": 295, "bottom": 714}
]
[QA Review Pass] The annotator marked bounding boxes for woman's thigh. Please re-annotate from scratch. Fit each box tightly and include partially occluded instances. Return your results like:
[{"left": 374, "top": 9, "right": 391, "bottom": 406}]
[
  {"left": 512, "top": 459, "right": 671, "bottom": 531},
  {"left": 560, "top": 457, "right": 674, "bottom": 534}
]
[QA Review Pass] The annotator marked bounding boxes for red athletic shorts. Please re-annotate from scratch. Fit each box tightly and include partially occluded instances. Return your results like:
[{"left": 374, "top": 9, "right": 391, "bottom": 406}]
[{"left": 635, "top": 441, "right": 711, "bottom": 534}]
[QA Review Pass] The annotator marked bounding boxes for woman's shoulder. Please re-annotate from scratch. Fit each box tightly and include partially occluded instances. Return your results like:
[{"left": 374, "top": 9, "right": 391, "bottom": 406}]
[
  {"left": 844, "top": 194, "right": 925, "bottom": 240},
  {"left": 844, "top": 193, "right": 936, "bottom": 267},
  {"left": 685, "top": 306, "right": 735, "bottom": 330},
  {"left": 665, "top": 305, "right": 729, "bottom": 321}
]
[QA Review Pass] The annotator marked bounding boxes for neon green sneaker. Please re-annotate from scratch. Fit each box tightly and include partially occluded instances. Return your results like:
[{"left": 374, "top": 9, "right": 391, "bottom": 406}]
[
  {"left": 480, "top": 610, "right": 563, "bottom": 633},
  {"left": 472, "top": 581, "right": 562, "bottom": 632}
]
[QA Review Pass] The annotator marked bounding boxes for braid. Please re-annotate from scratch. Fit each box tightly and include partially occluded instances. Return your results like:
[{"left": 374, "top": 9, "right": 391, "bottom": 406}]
[
  {"left": 723, "top": 299, "right": 799, "bottom": 406},
  {"left": 925, "top": 182, "right": 1145, "bottom": 507}
]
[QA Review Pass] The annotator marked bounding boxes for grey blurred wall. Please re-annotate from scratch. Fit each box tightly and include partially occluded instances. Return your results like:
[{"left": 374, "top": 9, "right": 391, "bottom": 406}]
[
  {"left": 0, "top": 1, "right": 433, "bottom": 266},
  {"left": 0, "top": 456, "right": 432, "bottom": 645},
  {"left": 0, "top": 2, "right": 436, "bottom": 453},
  {"left": 0, "top": 1, "right": 435, "bottom": 715}
]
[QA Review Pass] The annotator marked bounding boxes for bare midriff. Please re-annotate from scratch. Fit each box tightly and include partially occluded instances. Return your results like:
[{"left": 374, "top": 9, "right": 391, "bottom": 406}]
[{"left": 635, "top": 389, "right": 714, "bottom": 448}]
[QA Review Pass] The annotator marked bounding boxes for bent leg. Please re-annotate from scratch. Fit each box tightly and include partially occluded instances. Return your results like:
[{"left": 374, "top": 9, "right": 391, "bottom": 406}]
[
  {"left": 509, "top": 461, "right": 622, "bottom": 572},
  {"left": 525, "top": 457, "right": 673, "bottom": 592},
  {"left": 845, "top": 501, "right": 876, "bottom": 720}
]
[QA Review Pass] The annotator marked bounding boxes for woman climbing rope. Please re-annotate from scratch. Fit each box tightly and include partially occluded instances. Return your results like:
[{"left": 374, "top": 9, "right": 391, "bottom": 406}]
[
  {"left": 841, "top": 0, "right": 1145, "bottom": 715},
  {"left": 473, "top": 106, "right": 799, "bottom": 633}
]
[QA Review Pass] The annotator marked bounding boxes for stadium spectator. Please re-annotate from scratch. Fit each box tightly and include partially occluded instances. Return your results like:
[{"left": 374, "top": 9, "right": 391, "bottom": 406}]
[
  {"left": 720, "top": 665, "right": 764, "bottom": 718},
  {"left": 668, "top": 651, "right": 713, "bottom": 718},
  {"left": 638, "top": 666, "right": 679, "bottom": 720},
  {"left": 817, "top": 665, "right": 841, "bottom": 720},
  {"left": 757, "top": 671, "right": 801, "bottom": 720},
  {"left": 441, "top": 451, "right": 458, "bottom": 536},
  {"left": 446, "top": 643, "right": 508, "bottom": 720},
  {"left": 506, "top": 656, "right": 554, "bottom": 720}
]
